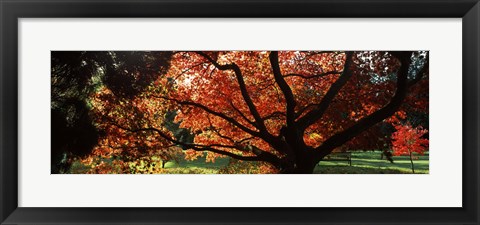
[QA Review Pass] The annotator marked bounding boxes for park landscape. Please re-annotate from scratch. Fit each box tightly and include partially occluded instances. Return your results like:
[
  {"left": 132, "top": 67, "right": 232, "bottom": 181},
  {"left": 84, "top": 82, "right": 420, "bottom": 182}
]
[{"left": 52, "top": 51, "right": 429, "bottom": 174}]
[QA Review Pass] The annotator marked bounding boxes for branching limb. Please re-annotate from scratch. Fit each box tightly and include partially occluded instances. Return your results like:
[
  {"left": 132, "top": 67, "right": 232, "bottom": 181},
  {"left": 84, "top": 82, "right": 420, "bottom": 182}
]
[
  {"left": 269, "top": 51, "right": 297, "bottom": 128},
  {"left": 194, "top": 52, "right": 285, "bottom": 150},
  {"left": 110, "top": 122, "right": 280, "bottom": 165},
  {"left": 155, "top": 95, "right": 260, "bottom": 137},
  {"left": 194, "top": 51, "right": 269, "bottom": 133},
  {"left": 313, "top": 51, "right": 414, "bottom": 162},
  {"left": 296, "top": 51, "right": 354, "bottom": 131}
]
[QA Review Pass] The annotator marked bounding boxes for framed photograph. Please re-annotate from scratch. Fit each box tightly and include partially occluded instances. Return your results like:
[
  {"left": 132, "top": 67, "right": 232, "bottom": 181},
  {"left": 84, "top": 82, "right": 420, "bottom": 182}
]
[{"left": 1, "top": 0, "right": 478, "bottom": 224}]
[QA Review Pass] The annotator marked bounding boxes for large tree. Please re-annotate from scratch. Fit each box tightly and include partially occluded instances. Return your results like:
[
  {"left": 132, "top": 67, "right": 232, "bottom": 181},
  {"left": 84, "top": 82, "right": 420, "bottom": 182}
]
[{"left": 86, "top": 51, "right": 428, "bottom": 174}]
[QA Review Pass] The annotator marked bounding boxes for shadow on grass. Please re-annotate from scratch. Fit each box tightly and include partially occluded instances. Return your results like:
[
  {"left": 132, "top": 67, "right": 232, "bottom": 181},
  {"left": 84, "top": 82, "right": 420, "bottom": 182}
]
[
  {"left": 314, "top": 151, "right": 429, "bottom": 174},
  {"left": 314, "top": 165, "right": 411, "bottom": 174}
]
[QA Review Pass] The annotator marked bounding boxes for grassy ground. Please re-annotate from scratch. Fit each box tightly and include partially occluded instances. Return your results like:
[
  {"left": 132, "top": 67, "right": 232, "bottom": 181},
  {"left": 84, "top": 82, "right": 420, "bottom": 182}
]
[
  {"left": 161, "top": 156, "right": 231, "bottom": 174},
  {"left": 69, "top": 151, "right": 428, "bottom": 174},
  {"left": 164, "top": 156, "right": 230, "bottom": 170},
  {"left": 166, "top": 151, "right": 429, "bottom": 174},
  {"left": 314, "top": 151, "right": 429, "bottom": 174}
]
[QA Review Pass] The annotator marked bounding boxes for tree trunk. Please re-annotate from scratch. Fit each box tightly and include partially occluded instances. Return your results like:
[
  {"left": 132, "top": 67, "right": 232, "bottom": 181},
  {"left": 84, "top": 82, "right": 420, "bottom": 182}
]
[
  {"left": 409, "top": 151, "right": 415, "bottom": 173},
  {"left": 162, "top": 160, "right": 167, "bottom": 168},
  {"left": 292, "top": 162, "right": 316, "bottom": 174},
  {"left": 280, "top": 156, "right": 317, "bottom": 174}
]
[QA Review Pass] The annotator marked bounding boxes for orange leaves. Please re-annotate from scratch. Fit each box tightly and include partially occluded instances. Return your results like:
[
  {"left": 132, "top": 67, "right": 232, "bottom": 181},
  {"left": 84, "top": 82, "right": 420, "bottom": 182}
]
[
  {"left": 184, "top": 150, "right": 203, "bottom": 161},
  {"left": 81, "top": 50, "right": 428, "bottom": 171},
  {"left": 205, "top": 151, "right": 219, "bottom": 163},
  {"left": 87, "top": 75, "right": 177, "bottom": 164},
  {"left": 303, "top": 132, "right": 324, "bottom": 148}
]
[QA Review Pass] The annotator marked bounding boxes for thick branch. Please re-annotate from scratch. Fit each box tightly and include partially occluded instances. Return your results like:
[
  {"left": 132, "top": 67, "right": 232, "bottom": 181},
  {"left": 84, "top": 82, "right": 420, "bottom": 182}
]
[
  {"left": 262, "top": 111, "right": 286, "bottom": 121},
  {"left": 269, "top": 51, "right": 297, "bottom": 128},
  {"left": 194, "top": 52, "right": 288, "bottom": 153},
  {"left": 313, "top": 51, "right": 414, "bottom": 161},
  {"left": 156, "top": 95, "right": 260, "bottom": 137},
  {"left": 157, "top": 96, "right": 289, "bottom": 155},
  {"left": 295, "top": 103, "right": 319, "bottom": 119},
  {"left": 110, "top": 122, "right": 280, "bottom": 164},
  {"left": 296, "top": 51, "right": 354, "bottom": 131}
]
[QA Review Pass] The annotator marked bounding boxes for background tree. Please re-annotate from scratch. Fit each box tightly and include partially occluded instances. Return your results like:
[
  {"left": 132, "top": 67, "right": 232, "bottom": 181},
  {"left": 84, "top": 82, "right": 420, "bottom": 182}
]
[{"left": 391, "top": 124, "right": 429, "bottom": 173}]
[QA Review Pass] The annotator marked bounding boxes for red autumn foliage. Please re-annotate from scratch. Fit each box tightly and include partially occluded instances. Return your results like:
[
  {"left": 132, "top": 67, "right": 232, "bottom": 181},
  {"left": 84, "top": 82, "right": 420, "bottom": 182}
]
[
  {"left": 391, "top": 124, "right": 429, "bottom": 156},
  {"left": 78, "top": 51, "right": 428, "bottom": 173}
]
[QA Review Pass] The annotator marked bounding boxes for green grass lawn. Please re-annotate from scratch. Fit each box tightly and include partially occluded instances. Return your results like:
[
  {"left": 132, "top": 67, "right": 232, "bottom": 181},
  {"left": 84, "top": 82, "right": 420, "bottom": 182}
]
[
  {"left": 69, "top": 151, "right": 429, "bottom": 174},
  {"left": 163, "top": 156, "right": 230, "bottom": 169},
  {"left": 314, "top": 151, "right": 429, "bottom": 174},
  {"left": 162, "top": 151, "right": 428, "bottom": 174}
]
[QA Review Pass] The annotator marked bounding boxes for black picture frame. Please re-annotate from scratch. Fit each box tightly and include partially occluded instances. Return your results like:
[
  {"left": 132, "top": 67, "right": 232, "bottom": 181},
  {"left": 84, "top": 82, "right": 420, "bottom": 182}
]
[{"left": 1, "top": 0, "right": 479, "bottom": 224}]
